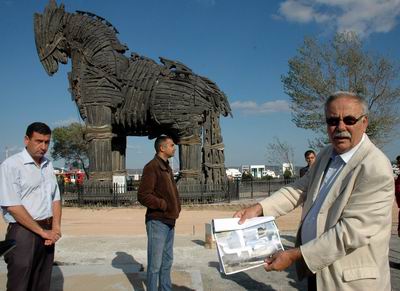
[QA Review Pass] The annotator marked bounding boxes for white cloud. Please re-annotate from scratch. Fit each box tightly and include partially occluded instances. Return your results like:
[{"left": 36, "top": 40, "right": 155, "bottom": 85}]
[
  {"left": 231, "top": 100, "right": 290, "bottom": 115},
  {"left": 277, "top": 0, "right": 400, "bottom": 38},
  {"left": 279, "top": 0, "right": 331, "bottom": 23},
  {"left": 126, "top": 144, "right": 143, "bottom": 154}
]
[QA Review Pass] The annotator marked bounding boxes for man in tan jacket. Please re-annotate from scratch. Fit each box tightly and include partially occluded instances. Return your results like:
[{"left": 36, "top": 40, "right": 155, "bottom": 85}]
[{"left": 235, "top": 91, "right": 394, "bottom": 291}]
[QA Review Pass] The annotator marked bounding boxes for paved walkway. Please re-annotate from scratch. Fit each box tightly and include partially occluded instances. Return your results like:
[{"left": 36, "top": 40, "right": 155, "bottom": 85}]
[
  {"left": 0, "top": 232, "right": 307, "bottom": 291},
  {"left": 1, "top": 233, "right": 399, "bottom": 290},
  {"left": 0, "top": 205, "right": 399, "bottom": 290}
]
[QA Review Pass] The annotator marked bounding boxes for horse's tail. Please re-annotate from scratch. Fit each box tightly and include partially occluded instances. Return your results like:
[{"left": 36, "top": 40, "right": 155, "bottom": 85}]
[{"left": 202, "top": 111, "right": 227, "bottom": 185}]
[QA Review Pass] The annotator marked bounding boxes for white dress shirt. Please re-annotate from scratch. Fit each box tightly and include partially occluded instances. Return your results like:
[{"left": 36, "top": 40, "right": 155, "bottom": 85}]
[{"left": 0, "top": 148, "right": 60, "bottom": 223}]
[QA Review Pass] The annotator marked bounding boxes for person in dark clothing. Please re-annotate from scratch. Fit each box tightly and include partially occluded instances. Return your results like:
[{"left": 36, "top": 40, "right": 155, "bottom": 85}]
[
  {"left": 299, "top": 150, "right": 316, "bottom": 177},
  {"left": 138, "top": 135, "right": 181, "bottom": 291},
  {"left": 395, "top": 155, "right": 400, "bottom": 237}
]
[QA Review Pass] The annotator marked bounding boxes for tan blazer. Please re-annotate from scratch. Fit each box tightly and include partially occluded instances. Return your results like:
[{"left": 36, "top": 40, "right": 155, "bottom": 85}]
[{"left": 260, "top": 136, "right": 394, "bottom": 291}]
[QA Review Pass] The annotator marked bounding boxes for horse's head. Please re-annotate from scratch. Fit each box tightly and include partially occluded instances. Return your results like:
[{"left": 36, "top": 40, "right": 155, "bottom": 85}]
[{"left": 34, "top": 0, "right": 68, "bottom": 76}]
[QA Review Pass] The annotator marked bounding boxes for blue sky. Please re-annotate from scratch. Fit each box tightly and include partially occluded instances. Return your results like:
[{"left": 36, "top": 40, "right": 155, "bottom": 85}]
[{"left": 1, "top": 0, "right": 400, "bottom": 170}]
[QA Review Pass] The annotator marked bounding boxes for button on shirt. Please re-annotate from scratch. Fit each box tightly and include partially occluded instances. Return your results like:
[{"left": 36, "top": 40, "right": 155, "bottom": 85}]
[
  {"left": 0, "top": 149, "right": 60, "bottom": 223},
  {"left": 301, "top": 134, "right": 366, "bottom": 244}
]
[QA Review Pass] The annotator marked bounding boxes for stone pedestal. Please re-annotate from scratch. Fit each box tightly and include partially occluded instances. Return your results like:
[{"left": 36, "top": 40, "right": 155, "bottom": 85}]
[{"left": 204, "top": 223, "right": 215, "bottom": 249}]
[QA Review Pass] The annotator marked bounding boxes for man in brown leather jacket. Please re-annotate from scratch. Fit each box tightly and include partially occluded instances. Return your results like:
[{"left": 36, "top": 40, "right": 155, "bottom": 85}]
[{"left": 138, "top": 135, "right": 181, "bottom": 291}]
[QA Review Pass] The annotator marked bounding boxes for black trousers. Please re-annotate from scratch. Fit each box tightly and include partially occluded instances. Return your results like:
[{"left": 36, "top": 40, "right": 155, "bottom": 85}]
[
  {"left": 308, "top": 274, "right": 317, "bottom": 291},
  {"left": 4, "top": 222, "right": 54, "bottom": 291}
]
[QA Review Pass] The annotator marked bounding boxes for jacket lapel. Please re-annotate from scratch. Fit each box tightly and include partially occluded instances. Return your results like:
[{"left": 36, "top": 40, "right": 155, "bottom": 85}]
[
  {"left": 320, "top": 136, "right": 372, "bottom": 211},
  {"left": 301, "top": 136, "right": 373, "bottom": 219}
]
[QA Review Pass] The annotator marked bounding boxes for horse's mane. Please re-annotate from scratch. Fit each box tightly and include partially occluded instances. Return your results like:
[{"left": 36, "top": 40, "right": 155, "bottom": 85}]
[{"left": 75, "top": 10, "right": 119, "bottom": 34}]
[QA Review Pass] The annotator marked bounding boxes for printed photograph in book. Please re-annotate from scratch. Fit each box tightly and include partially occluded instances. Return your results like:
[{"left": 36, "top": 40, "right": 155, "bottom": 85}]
[{"left": 213, "top": 217, "right": 284, "bottom": 275}]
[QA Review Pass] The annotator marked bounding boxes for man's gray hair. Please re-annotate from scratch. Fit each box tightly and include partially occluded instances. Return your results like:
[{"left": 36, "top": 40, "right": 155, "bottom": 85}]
[{"left": 324, "top": 91, "right": 369, "bottom": 115}]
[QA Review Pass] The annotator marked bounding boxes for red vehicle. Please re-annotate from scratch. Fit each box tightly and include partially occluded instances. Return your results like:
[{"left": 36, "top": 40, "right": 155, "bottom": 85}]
[{"left": 61, "top": 170, "right": 85, "bottom": 184}]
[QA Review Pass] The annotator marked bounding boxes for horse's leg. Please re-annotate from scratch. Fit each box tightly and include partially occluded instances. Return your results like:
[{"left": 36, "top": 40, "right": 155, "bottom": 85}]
[
  {"left": 202, "top": 112, "right": 226, "bottom": 185},
  {"left": 111, "top": 134, "right": 127, "bottom": 175},
  {"left": 84, "top": 105, "right": 113, "bottom": 183},
  {"left": 177, "top": 128, "right": 203, "bottom": 185}
]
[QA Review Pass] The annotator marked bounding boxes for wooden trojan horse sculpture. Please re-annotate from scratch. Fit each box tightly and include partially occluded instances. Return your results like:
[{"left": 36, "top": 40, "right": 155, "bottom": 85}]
[{"left": 34, "top": 0, "right": 232, "bottom": 185}]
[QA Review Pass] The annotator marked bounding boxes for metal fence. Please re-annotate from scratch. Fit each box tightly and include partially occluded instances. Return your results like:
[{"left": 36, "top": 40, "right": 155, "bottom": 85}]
[
  {"left": 235, "top": 178, "right": 296, "bottom": 200},
  {"left": 59, "top": 178, "right": 296, "bottom": 207}
]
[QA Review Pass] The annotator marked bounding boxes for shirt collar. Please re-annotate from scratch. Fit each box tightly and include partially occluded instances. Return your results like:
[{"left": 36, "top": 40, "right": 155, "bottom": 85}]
[
  {"left": 332, "top": 133, "right": 366, "bottom": 164},
  {"left": 22, "top": 148, "right": 49, "bottom": 167}
]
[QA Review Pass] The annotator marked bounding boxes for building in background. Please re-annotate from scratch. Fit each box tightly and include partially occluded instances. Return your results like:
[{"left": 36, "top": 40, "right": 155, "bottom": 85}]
[
  {"left": 127, "top": 169, "right": 143, "bottom": 181},
  {"left": 240, "top": 165, "right": 279, "bottom": 179},
  {"left": 226, "top": 168, "right": 242, "bottom": 179},
  {"left": 262, "top": 169, "right": 279, "bottom": 178}
]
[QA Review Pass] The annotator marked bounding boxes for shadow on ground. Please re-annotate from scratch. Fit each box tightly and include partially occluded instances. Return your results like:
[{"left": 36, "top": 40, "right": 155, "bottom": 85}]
[
  {"left": 50, "top": 264, "right": 64, "bottom": 290},
  {"left": 191, "top": 239, "right": 205, "bottom": 247},
  {"left": 112, "top": 251, "right": 145, "bottom": 290},
  {"left": 209, "top": 261, "right": 276, "bottom": 290},
  {"left": 111, "top": 251, "right": 196, "bottom": 290}
]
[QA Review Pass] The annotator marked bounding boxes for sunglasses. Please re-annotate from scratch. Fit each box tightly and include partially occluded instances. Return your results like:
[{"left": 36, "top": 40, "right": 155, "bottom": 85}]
[{"left": 326, "top": 115, "right": 365, "bottom": 126}]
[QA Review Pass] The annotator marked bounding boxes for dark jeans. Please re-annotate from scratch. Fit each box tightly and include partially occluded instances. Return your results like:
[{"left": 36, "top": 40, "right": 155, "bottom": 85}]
[
  {"left": 4, "top": 223, "right": 54, "bottom": 291},
  {"left": 146, "top": 220, "right": 175, "bottom": 291}
]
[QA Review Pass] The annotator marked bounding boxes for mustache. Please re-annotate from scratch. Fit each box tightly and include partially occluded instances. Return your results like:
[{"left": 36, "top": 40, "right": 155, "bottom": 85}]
[{"left": 333, "top": 131, "right": 352, "bottom": 139}]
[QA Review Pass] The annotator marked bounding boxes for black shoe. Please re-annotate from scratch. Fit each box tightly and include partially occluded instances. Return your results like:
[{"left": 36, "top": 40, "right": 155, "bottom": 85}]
[{"left": 0, "top": 239, "right": 16, "bottom": 257}]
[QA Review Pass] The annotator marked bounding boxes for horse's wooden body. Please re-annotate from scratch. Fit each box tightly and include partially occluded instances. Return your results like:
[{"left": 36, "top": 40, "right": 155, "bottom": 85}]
[{"left": 34, "top": 1, "right": 231, "bottom": 184}]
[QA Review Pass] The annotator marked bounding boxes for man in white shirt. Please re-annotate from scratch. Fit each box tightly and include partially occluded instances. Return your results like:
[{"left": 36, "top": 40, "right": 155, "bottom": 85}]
[
  {"left": 234, "top": 92, "right": 394, "bottom": 291},
  {"left": 0, "top": 122, "right": 62, "bottom": 291}
]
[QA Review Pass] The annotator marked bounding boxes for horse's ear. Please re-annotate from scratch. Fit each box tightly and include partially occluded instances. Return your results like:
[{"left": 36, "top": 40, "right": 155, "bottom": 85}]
[
  {"left": 46, "top": 0, "right": 65, "bottom": 12},
  {"left": 48, "top": 0, "right": 57, "bottom": 9}
]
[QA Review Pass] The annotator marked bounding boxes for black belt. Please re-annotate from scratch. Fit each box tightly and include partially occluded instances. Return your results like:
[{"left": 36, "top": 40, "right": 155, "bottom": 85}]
[
  {"left": 8, "top": 217, "right": 53, "bottom": 230},
  {"left": 35, "top": 217, "right": 53, "bottom": 227}
]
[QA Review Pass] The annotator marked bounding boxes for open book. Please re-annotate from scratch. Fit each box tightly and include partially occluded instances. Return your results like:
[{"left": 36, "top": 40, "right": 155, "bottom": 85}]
[{"left": 212, "top": 216, "right": 284, "bottom": 275}]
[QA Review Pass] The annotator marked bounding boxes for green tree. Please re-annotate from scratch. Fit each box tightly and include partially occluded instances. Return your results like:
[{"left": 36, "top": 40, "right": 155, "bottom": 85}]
[
  {"left": 241, "top": 171, "right": 253, "bottom": 181},
  {"left": 282, "top": 31, "right": 400, "bottom": 148},
  {"left": 283, "top": 169, "right": 292, "bottom": 180},
  {"left": 261, "top": 174, "right": 273, "bottom": 180},
  {"left": 51, "top": 122, "right": 89, "bottom": 178}
]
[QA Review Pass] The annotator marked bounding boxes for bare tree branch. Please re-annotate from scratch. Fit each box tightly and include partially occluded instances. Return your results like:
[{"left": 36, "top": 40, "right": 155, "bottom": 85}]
[{"left": 266, "top": 137, "right": 295, "bottom": 174}]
